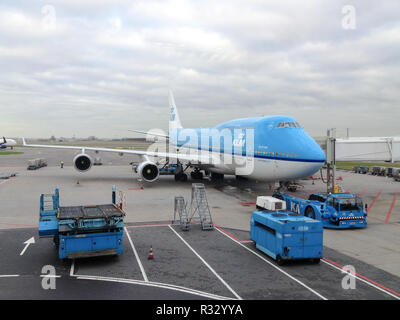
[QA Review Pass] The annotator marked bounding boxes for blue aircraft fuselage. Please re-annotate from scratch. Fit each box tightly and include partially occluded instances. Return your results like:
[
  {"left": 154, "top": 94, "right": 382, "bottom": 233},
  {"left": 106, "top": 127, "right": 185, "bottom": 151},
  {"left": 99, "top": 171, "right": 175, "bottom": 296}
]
[{"left": 169, "top": 115, "right": 326, "bottom": 181}]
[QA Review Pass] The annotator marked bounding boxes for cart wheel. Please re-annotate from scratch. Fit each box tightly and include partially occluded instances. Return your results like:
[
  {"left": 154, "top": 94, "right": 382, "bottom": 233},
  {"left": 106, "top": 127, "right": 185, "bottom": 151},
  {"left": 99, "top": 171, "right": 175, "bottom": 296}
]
[
  {"left": 305, "top": 207, "right": 315, "bottom": 220},
  {"left": 311, "top": 258, "right": 320, "bottom": 264},
  {"left": 180, "top": 173, "right": 188, "bottom": 182},
  {"left": 53, "top": 236, "right": 59, "bottom": 250},
  {"left": 276, "top": 255, "right": 284, "bottom": 266}
]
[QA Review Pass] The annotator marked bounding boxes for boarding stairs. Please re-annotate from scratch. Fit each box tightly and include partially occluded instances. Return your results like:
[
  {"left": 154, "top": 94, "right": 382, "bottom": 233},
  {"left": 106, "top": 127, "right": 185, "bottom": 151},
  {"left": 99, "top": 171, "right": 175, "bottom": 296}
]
[
  {"left": 189, "top": 183, "right": 214, "bottom": 230},
  {"left": 174, "top": 196, "right": 190, "bottom": 231}
]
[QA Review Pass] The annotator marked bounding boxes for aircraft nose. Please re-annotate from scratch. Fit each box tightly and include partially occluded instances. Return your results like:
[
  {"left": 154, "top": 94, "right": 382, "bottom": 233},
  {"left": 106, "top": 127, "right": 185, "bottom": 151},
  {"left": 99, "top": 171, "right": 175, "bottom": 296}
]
[
  {"left": 311, "top": 141, "right": 326, "bottom": 163},
  {"left": 292, "top": 131, "right": 326, "bottom": 163}
]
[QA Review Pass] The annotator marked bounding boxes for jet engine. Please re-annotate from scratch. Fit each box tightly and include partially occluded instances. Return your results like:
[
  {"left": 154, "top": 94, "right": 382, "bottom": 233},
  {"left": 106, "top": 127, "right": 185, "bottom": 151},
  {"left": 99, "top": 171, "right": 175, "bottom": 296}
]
[
  {"left": 137, "top": 161, "right": 159, "bottom": 182},
  {"left": 73, "top": 153, "right": 93, "bottom": 172}
]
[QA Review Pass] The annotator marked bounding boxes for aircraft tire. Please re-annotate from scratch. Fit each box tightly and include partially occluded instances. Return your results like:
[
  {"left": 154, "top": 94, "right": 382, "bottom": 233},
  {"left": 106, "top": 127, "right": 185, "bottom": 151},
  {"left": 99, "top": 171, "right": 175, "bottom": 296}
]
[{"left": 211, "top": 173, "right": 224, "bottom": 181}]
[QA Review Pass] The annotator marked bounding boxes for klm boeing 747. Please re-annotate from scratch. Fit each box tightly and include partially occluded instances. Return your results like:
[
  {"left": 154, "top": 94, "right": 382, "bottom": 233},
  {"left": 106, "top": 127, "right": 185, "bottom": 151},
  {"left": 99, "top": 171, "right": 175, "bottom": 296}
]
[{"left": 22, "top": 92, "right": 325, "bottom": 184}]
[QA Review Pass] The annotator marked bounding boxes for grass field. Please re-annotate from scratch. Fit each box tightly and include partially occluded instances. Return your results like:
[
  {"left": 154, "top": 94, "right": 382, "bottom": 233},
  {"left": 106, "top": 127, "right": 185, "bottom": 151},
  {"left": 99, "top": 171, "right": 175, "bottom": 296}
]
[
  {"left": 17, "top": 140, "right": 153, "bottom": 150},
  {"left": 0, "top": 151, "right": 24, "bottom": 155},
  {"left": 336, "top": 161, "right": 400, "bottom": 171}
]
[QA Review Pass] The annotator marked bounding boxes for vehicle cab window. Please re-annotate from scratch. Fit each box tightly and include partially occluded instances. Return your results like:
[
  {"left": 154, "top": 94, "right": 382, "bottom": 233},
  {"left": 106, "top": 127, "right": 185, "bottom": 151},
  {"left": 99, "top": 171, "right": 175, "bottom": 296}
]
[{"left": 333, "top": 199, "right": 339, "bottom": 211}]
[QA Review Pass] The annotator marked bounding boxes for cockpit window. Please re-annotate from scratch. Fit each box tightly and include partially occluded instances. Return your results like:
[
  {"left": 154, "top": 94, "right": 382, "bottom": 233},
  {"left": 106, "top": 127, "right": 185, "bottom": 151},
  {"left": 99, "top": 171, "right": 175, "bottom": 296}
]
[{"left": 276, "top": 122, "right": 301, "bottom": 128}]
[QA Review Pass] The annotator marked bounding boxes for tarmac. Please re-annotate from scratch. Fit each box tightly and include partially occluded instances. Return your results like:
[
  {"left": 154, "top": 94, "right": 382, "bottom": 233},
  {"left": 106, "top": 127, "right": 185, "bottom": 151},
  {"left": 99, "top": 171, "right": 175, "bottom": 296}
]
[{"left": 0, "top": 147, "right": 399, "bottom": 300}]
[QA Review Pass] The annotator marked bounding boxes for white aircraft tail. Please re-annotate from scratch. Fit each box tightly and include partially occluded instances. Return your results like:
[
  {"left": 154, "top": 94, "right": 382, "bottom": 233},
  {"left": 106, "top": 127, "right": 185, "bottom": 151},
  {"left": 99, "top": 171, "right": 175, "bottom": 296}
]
[{"left": 169, "top": 90, "right": 183, "bottom": 130}]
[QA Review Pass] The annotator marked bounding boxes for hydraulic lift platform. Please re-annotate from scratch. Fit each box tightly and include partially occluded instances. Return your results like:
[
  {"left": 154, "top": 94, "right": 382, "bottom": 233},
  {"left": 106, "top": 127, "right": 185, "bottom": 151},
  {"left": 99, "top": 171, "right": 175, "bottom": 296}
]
[{"left": 39, "top": 186, "right": 125, "bottom": 259}]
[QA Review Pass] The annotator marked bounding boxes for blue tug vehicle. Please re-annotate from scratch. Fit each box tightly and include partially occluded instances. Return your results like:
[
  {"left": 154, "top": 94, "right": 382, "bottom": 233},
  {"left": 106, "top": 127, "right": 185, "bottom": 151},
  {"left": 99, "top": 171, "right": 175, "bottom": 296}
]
[{"left": 273, "top": 192, "right": 367, "bottom": 229}]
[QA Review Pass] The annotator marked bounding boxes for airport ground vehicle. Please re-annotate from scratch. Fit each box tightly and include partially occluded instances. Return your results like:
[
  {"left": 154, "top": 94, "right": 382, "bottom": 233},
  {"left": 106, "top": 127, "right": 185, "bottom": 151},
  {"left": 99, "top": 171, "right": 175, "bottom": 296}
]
[
  {"left": 38, "top": 186, "right": 125, "bottom": 259},
  {"left": 353, "top": 165, "right": 369, "bottom": 174},
  {"left": 273, "top": 192, "right": 367, "bottom": 229},
  {"left": 371, "top": 166, "right": 386, "bottom": 176},
  {"left": 159, "top": 163, "right": 188, "bottom": 181},
  {"left": 27, "top": 158, "right": 47, "bottom": 170},
  {"left": 394, "top": 169, "right": 400, "bottom": 182},
  {"left": 93, "top": 157, "right": 102, "bottom": 165},
  {"left": 250, "top": 197, "right": 323, "bottom": 265}
]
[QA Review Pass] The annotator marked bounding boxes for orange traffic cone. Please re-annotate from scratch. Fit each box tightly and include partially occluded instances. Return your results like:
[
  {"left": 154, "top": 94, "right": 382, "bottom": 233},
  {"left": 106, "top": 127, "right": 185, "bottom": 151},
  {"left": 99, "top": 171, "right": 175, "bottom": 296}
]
[{"left": 148, "top": 245, "right": 154, "bottom": 260}]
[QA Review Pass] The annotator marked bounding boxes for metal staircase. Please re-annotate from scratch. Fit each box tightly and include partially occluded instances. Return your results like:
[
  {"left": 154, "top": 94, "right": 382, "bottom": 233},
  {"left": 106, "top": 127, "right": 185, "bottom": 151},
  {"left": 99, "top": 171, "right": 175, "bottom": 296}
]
[
  {"left": 189, "top": 183, "right": 214, "bottom": 230},
  {"left": 174, "top": 196, "right": 190, "bottom": 231}
]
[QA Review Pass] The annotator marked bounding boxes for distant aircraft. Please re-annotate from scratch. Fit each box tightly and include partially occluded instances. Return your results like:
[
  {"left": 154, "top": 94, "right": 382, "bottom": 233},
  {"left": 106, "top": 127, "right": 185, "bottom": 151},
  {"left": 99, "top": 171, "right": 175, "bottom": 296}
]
[
  {"left": 22, "top": 91, "right": 326, "bottom": 184},
  {"left": 1, "top": 137, "right": 16, "bottom": 149}
]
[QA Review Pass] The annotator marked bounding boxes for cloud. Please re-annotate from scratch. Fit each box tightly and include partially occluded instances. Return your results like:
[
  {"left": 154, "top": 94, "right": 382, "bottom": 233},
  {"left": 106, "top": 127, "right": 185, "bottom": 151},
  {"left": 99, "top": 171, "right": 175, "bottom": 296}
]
[{"left": 0, "top": 0, "right": 399, "bottom": 138}]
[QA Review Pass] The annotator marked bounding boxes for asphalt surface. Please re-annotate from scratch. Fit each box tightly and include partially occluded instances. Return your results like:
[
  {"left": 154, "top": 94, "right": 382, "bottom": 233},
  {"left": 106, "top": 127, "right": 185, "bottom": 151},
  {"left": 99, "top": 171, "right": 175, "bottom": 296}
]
[
  {"left": 0, "top": 225, "right": 398, "bottom": 300},
  {"left": 0, "top": 147, "right": 399, "bottom": 300}
]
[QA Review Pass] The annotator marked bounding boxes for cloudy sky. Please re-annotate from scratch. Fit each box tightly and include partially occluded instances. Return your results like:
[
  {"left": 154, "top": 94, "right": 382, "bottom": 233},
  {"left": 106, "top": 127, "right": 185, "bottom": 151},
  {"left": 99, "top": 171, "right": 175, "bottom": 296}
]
[{"left": 1, "top": 0, "right": 399, "bottom": 138}]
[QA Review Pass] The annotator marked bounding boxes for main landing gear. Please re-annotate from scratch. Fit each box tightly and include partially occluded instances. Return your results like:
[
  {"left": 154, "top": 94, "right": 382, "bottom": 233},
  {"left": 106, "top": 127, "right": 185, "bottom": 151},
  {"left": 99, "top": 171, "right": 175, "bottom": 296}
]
[
  {"left": 190, "top": 168, "right": 203, "bottom": 180},
  {"left": 173, "top": 166, "right": 225, "bottom": 183},
  {"left": 174, "top": 172, "right": 188, "bottom": 182}
]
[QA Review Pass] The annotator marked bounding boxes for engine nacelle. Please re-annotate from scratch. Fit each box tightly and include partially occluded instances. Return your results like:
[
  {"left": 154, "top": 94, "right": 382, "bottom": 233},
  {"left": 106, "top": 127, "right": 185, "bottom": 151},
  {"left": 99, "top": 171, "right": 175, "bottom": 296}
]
[
  {"left": 137, "top": 161, "right": 159, "bottom": 182},
  {"left": 73, "top": 153, "right": 93, "bottom": 172}
]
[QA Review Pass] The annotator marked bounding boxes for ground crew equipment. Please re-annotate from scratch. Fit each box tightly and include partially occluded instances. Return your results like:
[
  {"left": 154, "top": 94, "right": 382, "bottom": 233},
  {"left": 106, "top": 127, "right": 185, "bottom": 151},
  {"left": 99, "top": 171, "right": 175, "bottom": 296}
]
[
  {"left": 250, "top": 197, "right": 323, "bottom": 265},
  {"left": 27, "top": 158, "right": 47, "bottom": 170},
  {"left": 38, "top": 185, "right": 125, "bottom": 259},
  {"left": 273, "top": 192, "right": 367, "bottom": 229}
]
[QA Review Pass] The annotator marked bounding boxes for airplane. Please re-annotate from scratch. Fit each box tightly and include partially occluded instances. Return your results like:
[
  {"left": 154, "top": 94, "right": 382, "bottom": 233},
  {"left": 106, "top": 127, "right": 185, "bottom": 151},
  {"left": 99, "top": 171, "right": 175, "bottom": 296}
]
[
  {"left": 1, "top": 137, "right": 17, "bottom": 149},
  {"left": 22, "top": 92, "right": 326, "bottom": 184}
]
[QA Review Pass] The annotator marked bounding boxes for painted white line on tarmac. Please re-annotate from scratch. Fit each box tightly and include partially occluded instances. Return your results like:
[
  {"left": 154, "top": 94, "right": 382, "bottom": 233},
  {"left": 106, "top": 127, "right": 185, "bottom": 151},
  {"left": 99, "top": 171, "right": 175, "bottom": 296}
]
[
  {"left": 0, "top": 179, "right": 13, "bottom": 186},
  {"left": 124, "top": 226, "right": 148, "bottom": 282},
  {"left": 76, "top": 275, "right": 232, "bottom": 300},
  {"left": 0, "top": 275, "right": 20, "bottom": 278},
  {"left": 70, "top": 260, "right": 75, "bottom": 277},
  {"left": 215, "top": 226, "right": 328, "bottom": 300},
  {"left": 168, "top": 225, "right": 242, "bottom": 300},
  {"left": 321, "top": 259, "right": 400, "bottom": 300}
]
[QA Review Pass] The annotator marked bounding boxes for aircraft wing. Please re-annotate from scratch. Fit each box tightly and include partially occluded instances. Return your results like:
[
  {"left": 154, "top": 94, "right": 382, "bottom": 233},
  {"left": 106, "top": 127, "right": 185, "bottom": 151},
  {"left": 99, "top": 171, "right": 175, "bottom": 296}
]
[
  {"left": 127, "top": 129, "right": 169, "bottom": 139},
  {"left": 22, "top": 138, "right": 216, "bottom": 165}
]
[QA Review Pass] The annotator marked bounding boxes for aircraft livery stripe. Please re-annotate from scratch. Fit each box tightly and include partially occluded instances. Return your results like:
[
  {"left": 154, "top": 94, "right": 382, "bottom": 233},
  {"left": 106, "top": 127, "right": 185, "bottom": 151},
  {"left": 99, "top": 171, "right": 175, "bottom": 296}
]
[{"left": 174, "top": 145, "right": 325, "bottom": 163}]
